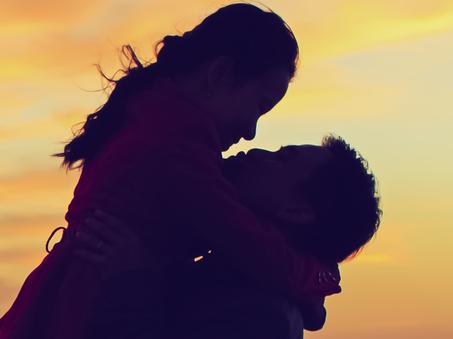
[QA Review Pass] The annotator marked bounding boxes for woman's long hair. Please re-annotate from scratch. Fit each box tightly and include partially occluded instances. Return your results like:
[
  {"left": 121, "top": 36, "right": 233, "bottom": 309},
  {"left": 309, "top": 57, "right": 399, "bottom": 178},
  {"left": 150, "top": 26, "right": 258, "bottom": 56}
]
[{"left": 53, "top": 2, "right": 299, "bottom": 170}]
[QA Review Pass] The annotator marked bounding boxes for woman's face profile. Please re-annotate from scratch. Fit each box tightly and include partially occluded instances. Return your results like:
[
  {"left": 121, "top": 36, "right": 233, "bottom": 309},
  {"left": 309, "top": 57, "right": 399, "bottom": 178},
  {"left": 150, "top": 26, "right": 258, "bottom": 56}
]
[{"left": 206, "top": 61, "right": 291, "bottom": 151}]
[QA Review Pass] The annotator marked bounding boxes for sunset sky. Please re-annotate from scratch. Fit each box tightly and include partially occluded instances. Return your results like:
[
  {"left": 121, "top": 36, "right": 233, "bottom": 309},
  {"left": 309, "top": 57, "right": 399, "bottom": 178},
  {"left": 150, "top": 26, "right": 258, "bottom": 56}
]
[{"left": 1, "top": 1, "right": 452, "bottom": 338}]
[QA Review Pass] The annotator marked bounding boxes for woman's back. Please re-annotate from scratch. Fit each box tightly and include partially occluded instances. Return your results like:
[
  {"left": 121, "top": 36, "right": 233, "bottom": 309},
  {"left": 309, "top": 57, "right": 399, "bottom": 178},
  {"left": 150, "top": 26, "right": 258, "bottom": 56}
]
[
  {"left": 0, "top": 4, "right": 308, "bottom": 337},
  {"left": 0, "top": 77, "right": 219, "bottom": 339}
]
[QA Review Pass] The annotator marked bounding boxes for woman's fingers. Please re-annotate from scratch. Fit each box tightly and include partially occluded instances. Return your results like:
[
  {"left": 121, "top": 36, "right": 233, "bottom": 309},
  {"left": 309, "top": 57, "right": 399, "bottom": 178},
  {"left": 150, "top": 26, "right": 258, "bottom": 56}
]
[
  {"left": 318, "top": 271, "right": 339, "bottom": 284},
  {"left": 73, "top": 230, "right": 98, "bottom": 249},
  {"left": 329, "top": 264, "right": 341, "bottom": 282},
  {"left": 84, "top": 216, "right": 123, "bottom": 246},
  {"left": 327, "top": 271, "right": 339, "bottom": 283},
  {"left": 316, "top": 270, "right": 342, "bottom": 297},
  {"left": 73, "top": 229, "right": 113, "bottom": 256},
  {"left": 93, "top": 209, "right": 130, "bottom": 237},
  {"left": 90, "top": 209, "right": 142, "bottom": 244},
  {"left": 319, "top": 271, "right": 331, "bottom": 284},
  {"left": 73, "top": 247, "right": 106, "bottom": 265}
]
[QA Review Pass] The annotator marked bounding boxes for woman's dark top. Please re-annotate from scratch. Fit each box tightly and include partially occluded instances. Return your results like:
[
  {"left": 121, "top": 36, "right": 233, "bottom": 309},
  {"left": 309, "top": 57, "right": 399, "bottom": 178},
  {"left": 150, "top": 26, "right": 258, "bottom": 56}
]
[{"left": 0, "top": 77, "right": 332, "bottom": 339}]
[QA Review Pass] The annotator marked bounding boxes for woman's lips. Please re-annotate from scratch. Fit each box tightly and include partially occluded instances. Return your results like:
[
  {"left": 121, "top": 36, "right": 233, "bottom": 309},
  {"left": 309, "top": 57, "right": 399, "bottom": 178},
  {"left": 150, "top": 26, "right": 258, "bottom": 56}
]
[{"left": 224, "top": 151, "right": 246, "bottom": 168}]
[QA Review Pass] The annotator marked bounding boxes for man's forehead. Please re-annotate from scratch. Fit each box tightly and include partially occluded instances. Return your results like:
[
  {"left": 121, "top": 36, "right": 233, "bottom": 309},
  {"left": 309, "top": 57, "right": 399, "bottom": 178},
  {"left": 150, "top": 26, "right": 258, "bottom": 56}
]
[
  {"left": 279, "top": 144, "right": 332, "bottom": 162},
  {"left": 279, "top": 144, "right": 319, "bottom": 153}
]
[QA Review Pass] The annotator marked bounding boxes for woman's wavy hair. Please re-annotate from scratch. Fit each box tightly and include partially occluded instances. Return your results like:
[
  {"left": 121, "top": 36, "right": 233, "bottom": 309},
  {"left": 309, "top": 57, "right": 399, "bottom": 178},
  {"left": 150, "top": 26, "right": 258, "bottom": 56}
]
[{"left": 53, "top": 2, "right": 299, "bottom": 170}]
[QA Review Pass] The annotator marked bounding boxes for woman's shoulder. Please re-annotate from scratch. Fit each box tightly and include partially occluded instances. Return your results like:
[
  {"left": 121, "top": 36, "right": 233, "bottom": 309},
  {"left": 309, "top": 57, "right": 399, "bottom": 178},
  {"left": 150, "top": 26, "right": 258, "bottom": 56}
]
[{"left": 123, "top": 77, "right": 220, "bottom": 147}]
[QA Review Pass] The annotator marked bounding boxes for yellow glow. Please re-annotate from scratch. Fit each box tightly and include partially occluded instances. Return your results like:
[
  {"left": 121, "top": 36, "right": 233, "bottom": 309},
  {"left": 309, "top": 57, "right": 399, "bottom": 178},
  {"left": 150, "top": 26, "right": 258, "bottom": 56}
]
[
  {"left": 193, "top": 255, "right": 204, "bottom": 262},
  {"left": 1, "top": 1, "right": 452, "bottom": 338}
]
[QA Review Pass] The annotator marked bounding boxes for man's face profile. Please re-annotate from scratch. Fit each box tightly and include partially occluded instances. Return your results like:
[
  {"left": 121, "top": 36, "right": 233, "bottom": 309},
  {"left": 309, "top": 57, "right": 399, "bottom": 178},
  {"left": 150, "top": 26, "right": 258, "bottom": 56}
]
[{"left": 223, "top": 145, "right": 332, "bottom": 228}]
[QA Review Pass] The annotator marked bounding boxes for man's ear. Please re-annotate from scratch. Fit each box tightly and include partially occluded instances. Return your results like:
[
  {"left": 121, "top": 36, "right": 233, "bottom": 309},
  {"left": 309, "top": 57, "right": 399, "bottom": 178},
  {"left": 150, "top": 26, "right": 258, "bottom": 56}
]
[
  {"left": 276, "top": 204, "right": 316, "bottom": 226},
  {"left": 207, "top": 55, "right": 235, "bottom": 91}
]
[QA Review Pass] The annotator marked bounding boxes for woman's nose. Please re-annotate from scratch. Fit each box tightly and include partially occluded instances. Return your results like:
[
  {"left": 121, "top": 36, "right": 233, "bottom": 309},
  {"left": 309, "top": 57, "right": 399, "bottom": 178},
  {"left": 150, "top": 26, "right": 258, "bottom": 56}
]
[{"left": 243, "top": 121, "right": 257, "bottom": 141}]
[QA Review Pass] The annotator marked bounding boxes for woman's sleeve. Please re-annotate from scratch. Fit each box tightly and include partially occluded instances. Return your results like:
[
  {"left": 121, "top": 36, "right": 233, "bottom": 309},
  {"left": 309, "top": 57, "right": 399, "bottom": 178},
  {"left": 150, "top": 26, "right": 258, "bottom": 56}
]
[
  {"left": 299, "top": 297, "right": 327, "bottom": 331},
  {"left": 141, "top": 143, "right": 340, "bottom": 305}
]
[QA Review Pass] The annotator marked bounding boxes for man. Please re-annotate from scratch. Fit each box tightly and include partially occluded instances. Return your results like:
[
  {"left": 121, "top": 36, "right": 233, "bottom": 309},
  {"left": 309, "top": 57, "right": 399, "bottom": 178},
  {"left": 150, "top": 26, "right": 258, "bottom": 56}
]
[{"left": 72, "top": 135, "right": 381, "bottom": 339}]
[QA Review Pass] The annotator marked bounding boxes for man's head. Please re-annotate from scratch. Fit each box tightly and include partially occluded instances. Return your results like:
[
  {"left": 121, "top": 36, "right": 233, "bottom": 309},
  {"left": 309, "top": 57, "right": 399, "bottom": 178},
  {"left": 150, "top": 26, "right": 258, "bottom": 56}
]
[{"left": 223, "top": 135, "right": 382, "bottom": 263}]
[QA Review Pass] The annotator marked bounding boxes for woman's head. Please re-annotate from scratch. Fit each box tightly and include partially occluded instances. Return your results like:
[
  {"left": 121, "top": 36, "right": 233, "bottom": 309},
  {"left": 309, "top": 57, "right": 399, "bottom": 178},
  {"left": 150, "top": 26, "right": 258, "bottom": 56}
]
[
  {"left": 174, "top": 57, "right": 291, "bottom": 150},
  {"left": 156, "top": 3, "right": 299, "bottom": 79},
  {"left": 54, "top": 2, "right": 299, "bottom": 168},
  {"left": 156, "top": 3, "right": 298, "bottom": 149}
]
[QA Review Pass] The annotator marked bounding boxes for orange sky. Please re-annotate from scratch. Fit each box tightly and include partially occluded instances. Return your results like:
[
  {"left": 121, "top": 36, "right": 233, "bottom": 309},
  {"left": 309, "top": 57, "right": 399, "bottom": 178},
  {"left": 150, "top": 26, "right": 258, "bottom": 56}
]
[{"left": 1, "top": 1, "right": 453, "bottom": 338}]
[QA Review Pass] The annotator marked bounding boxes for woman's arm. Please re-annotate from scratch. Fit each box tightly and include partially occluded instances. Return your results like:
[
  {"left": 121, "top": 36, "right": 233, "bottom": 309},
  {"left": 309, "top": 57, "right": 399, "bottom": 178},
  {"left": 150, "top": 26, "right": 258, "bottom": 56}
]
[
  {"left": 73, "top": 208, "right": 339, "bottom": 303},
  {"left": 138, "top": 145, "right": 341, "bottom": 304},
  {"left": 73, "top": 211, "right": 337, "bottom": 332},
  {"left": 74, "top": 143, "right": 341, "bottom": 305}
]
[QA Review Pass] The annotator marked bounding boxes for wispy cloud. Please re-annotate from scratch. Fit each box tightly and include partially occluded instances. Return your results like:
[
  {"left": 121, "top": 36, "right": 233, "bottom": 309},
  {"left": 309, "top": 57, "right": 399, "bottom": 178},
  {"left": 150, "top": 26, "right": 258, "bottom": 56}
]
[
  {"left": 0, "top": 168, "right": 79, "bottom": 217},
  {"left": 352, "top": 253, "right": 395, "bottom": 264},
  {"left": 0, "top": 0, "right": 104, "bottom": 26},
  {"left": 283, "top": 0, "right": 453, "bottom": 62}
]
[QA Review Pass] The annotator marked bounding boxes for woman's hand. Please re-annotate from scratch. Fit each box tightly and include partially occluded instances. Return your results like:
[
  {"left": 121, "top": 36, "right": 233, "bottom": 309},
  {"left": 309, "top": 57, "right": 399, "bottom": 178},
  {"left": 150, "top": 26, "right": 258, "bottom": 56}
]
[
  {"left": 302, "top": 264, "right": 341, "bottom": 331},
  {"left": 72, "top": 209, "right": 149, "bottom": 280}
]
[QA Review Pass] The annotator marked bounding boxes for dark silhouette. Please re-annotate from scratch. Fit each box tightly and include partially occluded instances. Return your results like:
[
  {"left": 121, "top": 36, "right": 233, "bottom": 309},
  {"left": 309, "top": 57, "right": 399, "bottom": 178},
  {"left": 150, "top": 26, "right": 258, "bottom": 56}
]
[
  {"left": 0, "top": 3, "right": 350, "bottom": 339},
  {"left": 53, "top": 2, "right": 298, "bottom": 170},
  {"left": 72, "top": 136, "right": 381, "bottom": 338}
]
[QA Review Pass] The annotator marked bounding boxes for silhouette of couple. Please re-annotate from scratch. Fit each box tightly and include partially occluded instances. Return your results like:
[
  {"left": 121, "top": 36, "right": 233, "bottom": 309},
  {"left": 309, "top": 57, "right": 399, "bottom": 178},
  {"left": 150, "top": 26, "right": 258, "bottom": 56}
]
[{"left": 0, "top": 3, "right": 381, "bottom": 339}]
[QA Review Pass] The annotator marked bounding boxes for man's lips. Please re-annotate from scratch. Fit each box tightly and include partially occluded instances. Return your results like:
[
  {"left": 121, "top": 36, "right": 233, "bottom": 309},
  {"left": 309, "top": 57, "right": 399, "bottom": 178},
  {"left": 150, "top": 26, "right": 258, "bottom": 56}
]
[
  {"left": 231, "top": 135, "right": 241, "bottom": 145},
  {"left": 224, "top": 151, "right": 246, "bottom": 166},
  {"left": 235, "top": 151, "right": 246, "bottom": 159}
]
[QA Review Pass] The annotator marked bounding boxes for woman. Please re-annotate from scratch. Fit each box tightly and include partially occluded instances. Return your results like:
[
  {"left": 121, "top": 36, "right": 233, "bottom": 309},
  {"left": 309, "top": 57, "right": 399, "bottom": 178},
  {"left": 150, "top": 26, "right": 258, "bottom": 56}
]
[
  {"left": 70, "top": 136, "right": 381, "bottom": 338},
  {"left": 71, "top": 136, "right": 381, "bottom": 339},
  {"left": 0, "top": 3, "right": 339, "bottom": 339}
]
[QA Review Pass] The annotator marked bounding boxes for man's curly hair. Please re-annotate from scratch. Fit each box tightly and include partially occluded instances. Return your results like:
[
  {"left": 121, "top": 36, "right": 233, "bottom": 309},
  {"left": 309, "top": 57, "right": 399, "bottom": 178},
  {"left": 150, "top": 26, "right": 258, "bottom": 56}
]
[{"left": 290, "top": 135, "right": 382, "bottom": 263}]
